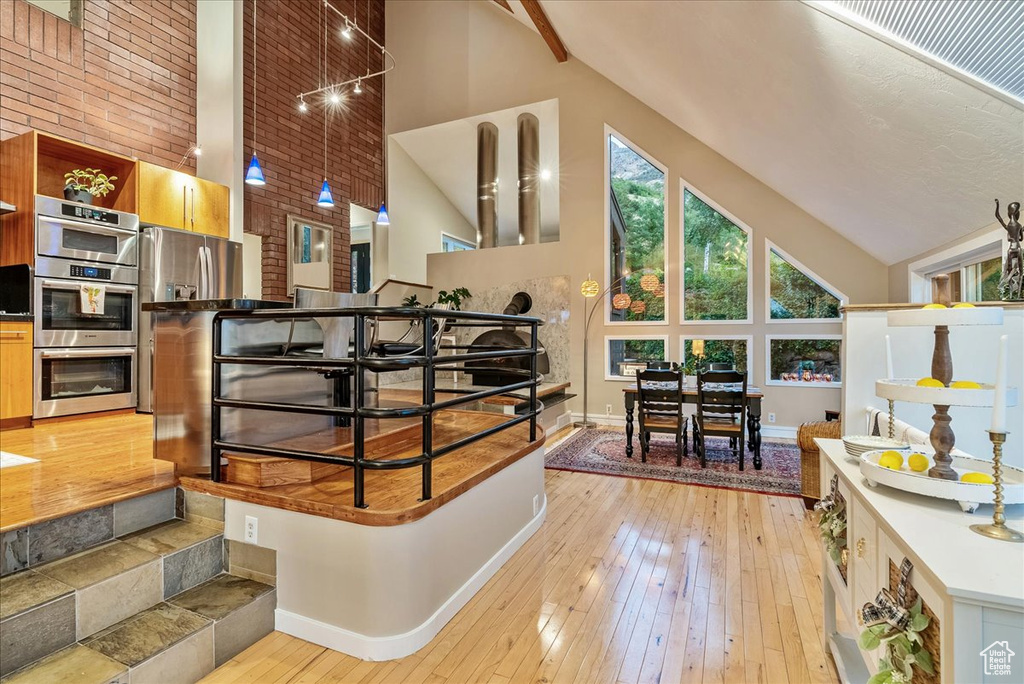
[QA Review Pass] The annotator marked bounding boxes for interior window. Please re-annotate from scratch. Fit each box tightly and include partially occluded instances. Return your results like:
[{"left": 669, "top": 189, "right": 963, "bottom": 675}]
[
  {"left": 769, "top": 247, "right": 842, "bottom": 320},
  {"left": 928, "top": 254, "right": 1001, "bottom": 303},
  {"left": 682, "top": 188, "right": 749, "bottom": 321}
]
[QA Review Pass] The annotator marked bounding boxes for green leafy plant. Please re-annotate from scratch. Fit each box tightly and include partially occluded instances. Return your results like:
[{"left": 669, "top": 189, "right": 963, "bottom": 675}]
[
  {"left": 818, "top": 497, "right": 847, "bottom": 566},
  {"left": 435, "top": 287, "right": 472, "bottom": 310},
  {"left": 859, "top": 597, "right": 934, "bottom": 684},
  {"left": 64, "top": 168, "right": 118, "bottom": 197},
  {"left": 402, "top": 294, "right": 423, "bottom": 307}
]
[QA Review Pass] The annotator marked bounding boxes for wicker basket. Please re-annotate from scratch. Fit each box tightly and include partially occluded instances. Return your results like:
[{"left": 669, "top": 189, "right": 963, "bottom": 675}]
[
  {"left": 889, "top": 559, "right": 941, "bottom": 684},
  {"left": 797, "top": 419, "right": 843, "bottom": 508}
]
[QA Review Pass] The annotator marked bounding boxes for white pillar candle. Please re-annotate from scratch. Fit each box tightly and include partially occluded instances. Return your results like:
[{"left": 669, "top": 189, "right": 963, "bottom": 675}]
[
  {"left": 885, "top": 334, "right": 894, "bottom": 380},
  {"left": 991, "top": 334, "right": 1008, "bottom": 433}
]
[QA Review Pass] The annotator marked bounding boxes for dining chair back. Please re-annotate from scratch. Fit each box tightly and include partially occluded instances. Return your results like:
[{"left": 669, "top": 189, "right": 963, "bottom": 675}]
[
  {"left": 708, "top": 362, "right": 735, "bottom": 371},
  {"left": 635, "top": 369, "right": 688, "bottom": 465},
  {"left": 695, "top": 370, "right": 748, "bottom": 469},
  {"left": 646, "top": 361, "right": 672, "bottom": 370}
]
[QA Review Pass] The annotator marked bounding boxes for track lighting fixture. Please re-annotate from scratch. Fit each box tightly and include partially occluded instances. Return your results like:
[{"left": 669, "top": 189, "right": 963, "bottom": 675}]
[
  {"left": 341, "top": 19, "right": 353, "bottom": 40},
  {"left": 353, "top": 79, "right": 362, "bottom": 95},
  {"left": 298, "top": 99, "right": 308, "bottom": 113}
]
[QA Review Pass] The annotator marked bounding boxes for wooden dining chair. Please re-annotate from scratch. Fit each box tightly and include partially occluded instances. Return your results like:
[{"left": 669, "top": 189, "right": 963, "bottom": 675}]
[
  {"left": 694, "top": 370, "right": 748, "bottom": 470},
  {"left": 646, "top": 361, "right": 672, "bottom": 370},
  {"left": 708, "top": 362, "right": 735, "bottom": 371},
  {"left": 635, "top": 370, "right": 688, "bottom": 465}
]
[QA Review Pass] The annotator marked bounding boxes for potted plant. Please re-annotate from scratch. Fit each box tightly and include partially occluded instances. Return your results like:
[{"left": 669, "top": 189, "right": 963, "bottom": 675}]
[
  {"left": 435, "top": 287, "right": 472, "bottom": 311},
  {"left": 63, "top": 168, "right": 118, "bottom": 204}
]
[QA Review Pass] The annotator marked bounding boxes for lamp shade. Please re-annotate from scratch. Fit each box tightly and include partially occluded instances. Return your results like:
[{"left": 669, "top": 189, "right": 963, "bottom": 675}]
[
  {"left": 580, "top": 278, "right": 600, "bottom": 298},
  {"left": 692, "top": 339, "right": 705, "bottom": 356},
  {"left": 376, "top": 203, "right": 390, "bottom": 225},
  {"left": 317, "top": 179, "right": 335, "bottom": 208},
  {"left": 629, "top": 300, "right": 646, "bottom": 314},
  {"left": 612, "top": 293, "right": 631, "bottom": 310},
  {"left": 640, "top": 273, "right": 659, "bottom": 292},
  {"left": 245, "top": 153, "right": 266, "bottom": 186}
]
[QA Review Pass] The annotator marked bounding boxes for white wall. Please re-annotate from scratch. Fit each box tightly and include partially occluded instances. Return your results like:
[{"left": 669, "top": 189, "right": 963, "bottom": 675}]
[{"left": 386, "top": 138, "right": 477, "bottom": 284}]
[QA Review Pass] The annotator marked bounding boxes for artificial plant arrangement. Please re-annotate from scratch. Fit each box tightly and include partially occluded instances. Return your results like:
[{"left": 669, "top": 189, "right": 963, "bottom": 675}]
[
  {"left": 814, "top": 475, "right": 848, "bottom": 573},
  {"left": 858, "top": 558, "right": 935, "bottom": 684},
  {"left": 64, "top": 168, "right": 118, "bottom": 203}
]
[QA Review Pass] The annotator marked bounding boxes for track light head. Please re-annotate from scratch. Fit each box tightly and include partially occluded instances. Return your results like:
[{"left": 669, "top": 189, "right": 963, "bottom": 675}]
[
  {"left": 353, "top": 79, "right": 362, "bottom": 95},
  {"left": 341, "top": 19, "right": 353, "bottom": 40},
  {"left": 298, "top": 99, "right": 308, "bottom": 113}
]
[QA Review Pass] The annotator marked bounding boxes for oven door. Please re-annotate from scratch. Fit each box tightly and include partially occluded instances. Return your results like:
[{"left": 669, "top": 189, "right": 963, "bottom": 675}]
[
  {"left": 36, "top": 214, "right": 138, "bottom": 266},
  {"left": 34, "top": 347, "right": 137, "bottom": 418},
  {"left": 34, "top": 278, "right": 138, "bottom": 347}
]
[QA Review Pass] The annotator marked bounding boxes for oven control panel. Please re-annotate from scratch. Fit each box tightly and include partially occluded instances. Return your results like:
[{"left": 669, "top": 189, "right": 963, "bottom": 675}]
[
  {"left": 61, "top": 203, "right": 121, "bottom": 226},
  {"left": 69, "top": 264, "right": 112, "bottom": 280}
]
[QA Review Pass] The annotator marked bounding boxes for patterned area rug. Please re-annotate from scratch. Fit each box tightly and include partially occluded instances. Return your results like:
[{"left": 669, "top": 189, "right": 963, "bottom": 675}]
[{"left": 545, "top": 428, "right": 801, "bottom": 496}]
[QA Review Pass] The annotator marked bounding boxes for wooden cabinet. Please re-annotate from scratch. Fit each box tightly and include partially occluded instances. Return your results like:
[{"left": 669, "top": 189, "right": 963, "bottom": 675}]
[
  {"left": 137, "top": 161, "right": 229, "bottom": 237},
  {"left": 0, "top": 322, "right": 33, "bottom": 429}
]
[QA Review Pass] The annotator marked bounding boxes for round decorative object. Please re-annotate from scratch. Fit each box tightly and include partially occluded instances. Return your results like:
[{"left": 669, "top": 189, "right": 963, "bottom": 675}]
[
  {"left": 612, "top": 293, "right": 631, "bottom": 310},
  {"left": 640, "top": 273, "right": 659, "bottom": 292},
  {"left": 630, "top": 300, "right": 646, "bottom": 314},
  {"left": 653, "top": 283, "right": 665, "bottom": 298},
  {"left": 580, "top": 278, "right": 600, "bottom": 298}
]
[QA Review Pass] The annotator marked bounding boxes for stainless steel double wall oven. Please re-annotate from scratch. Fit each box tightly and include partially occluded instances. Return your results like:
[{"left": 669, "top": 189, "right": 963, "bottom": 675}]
[{"left": 32, "top": 195, "right": 140, "bottom": 418}]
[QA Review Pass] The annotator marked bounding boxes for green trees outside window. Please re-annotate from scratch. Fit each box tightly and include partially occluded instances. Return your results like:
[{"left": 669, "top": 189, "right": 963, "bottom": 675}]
[
  {"left": 768, "top": 337, "right": 842, "bottom": 384},
  {"left": 681, "top": 338, "right": 749, "bottom": 376},
  {"left": 769, "top": 248, "right": 842, "bottom": 320},
  {"left": 607, "top": 338, "right": 666, "bottom": 378},
  {"left": 683, "top": 188, "right": 749, "bottom": 321},
  {"left": 609, "top": 134, "right": 665, "bottom": 322}
]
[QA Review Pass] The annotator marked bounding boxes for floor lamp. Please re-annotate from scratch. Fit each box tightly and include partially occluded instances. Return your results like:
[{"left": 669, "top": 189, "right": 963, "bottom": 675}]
[{"left": 575, "top": 274, "right": 633, "bottom": 428}]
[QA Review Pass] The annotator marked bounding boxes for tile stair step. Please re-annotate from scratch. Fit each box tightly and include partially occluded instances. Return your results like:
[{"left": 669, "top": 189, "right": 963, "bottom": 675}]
[
  {"left": 0, "top": 571, "right": 76, "bottom": 677},
  {"left": 1, "top": 573, "right": 274, "bottom": 684},
  {"left": 119, "top": 520, "right": 224, "bottom": 599}
]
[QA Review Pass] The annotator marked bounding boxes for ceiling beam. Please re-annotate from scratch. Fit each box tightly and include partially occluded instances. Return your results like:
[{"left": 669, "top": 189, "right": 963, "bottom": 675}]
[
  {"left": 520, "top": 0, "right": 568, "bottom": 63},
  {"left": 492, "top": 0, "right": 513, "bottom": 13}
]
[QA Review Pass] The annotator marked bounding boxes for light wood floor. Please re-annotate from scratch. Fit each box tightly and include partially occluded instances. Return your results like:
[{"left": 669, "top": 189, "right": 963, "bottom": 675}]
[
  {"left": 201, "top": 468, "right": 838, "bottom": 684},
  {"left": 0, "top": 413, "right": 175, "bottom": 532}
]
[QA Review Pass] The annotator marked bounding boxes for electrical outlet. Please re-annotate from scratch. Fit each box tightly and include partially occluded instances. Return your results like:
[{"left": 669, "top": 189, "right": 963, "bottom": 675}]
[
  {"left": 606, "top": 404, "right": 612, "bottom": 416},
  {"left": 533, "top": 494, "right": 541, "bottom": 516},
  {"left": 768, "top": 413, "right": 776, "bottom": 424},
  {"left": 244, "top": 515, "right": 258, "bottom": 544}
]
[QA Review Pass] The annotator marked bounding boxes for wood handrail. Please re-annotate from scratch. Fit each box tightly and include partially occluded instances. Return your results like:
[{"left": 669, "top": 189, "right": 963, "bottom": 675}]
[{"left": 370, "top": 278, "right": 433, "bottom": 294}]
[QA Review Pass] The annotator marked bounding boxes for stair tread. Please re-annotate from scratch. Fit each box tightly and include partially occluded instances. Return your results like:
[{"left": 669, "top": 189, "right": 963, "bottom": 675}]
[
  {"left": 33, "top": 541, "right": 159, "bottom": 590},
  {"left": 166, "top": 574, "right": 274, "bottom": 622},
  {"left": 0, "top": 644, "right": 126, "bottom": 684},
  {"left": 0, "top": 570, "right": 73, "bottom": 620},
  {"left": 81, "top": 602, "right": 211, "bottom": 668},
  {"left": 119, "top": 519, "right": 221, "bottom": 557}
]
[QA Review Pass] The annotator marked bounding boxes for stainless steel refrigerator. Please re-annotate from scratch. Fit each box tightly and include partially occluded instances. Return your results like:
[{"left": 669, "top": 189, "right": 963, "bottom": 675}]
[{"left": 137, "top": 225, "right": 242, "bottom": 412}]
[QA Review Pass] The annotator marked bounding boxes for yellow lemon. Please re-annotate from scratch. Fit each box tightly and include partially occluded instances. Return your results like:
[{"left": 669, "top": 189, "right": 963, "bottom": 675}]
[
  {"left": 961, "top": 472, "right": 995, "bottom": 484},
  {"left": 916, "top": 377, "right": 944, "bottom": 388},
  {"left": 878, "top": 451, "right": 904, "bottom": 470},
  {"left": 922, "top": 303, "right": 947, "bottom": 309},
  {"left": 950, "top": 380, "right": 982, "bottom": 389},
  {"left": 908, "top": 453, "right": 929, "bottom": 472},
  {"left": 952, "top": 303, "right": 976, "bottom": 308}
]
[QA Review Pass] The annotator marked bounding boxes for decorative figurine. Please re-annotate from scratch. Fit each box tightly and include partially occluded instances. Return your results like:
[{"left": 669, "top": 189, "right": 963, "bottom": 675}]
[{"left": 995, "top": 199, "right": 1023, "bottom": 301}]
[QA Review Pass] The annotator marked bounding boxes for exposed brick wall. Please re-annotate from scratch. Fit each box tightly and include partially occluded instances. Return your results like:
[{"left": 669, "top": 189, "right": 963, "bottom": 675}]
[
  {"left": 243, "top": 0, "right": 384, "bottom": 299},
  {"left": 0, "top": 0, "right": 197, "bottom": 171}
]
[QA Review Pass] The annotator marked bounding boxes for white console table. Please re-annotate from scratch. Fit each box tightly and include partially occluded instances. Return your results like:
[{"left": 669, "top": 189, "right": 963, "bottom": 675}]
[{"left": 817, "top": 439, "right": 1024, "bottom": 684}]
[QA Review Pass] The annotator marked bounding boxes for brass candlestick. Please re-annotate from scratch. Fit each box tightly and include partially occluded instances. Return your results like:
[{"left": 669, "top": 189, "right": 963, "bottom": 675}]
[{"left": 970, "top": 431, "right": 1024, "bottom": 543}]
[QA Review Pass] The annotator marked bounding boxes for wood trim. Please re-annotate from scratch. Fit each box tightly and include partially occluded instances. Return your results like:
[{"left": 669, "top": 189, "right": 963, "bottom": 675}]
[
  {"left": 520, "top": 0, "right": 568, "bottom": 63},
  {"left": 492, "top": 0, "right": 513, "bottom": 12},
  {"left": 370, "top": 278, "right": 434, "bottom": 293},
  {"left": 0, "top": 416, "right": 32, "bottom": 431},
  {"left": 841, "top": 301, "right": 1024, "bottom": 313}
]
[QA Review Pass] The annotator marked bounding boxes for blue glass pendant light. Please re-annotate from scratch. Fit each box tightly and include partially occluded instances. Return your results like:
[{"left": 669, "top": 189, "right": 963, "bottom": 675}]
[
  {"left": 245, "top": 153, "right": 266, "bottom": 186},
  {"left": 317, "top": 179, "right": 335, "bottom": 208},
  {"left": 375, "top": 203, "right": 390, "bottom": 225}
]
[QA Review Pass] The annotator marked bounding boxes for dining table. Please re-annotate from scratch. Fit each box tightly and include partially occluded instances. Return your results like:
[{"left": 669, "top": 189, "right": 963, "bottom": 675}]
[{"left": 622, "top": 381, "right": 766, "bottom": 469}]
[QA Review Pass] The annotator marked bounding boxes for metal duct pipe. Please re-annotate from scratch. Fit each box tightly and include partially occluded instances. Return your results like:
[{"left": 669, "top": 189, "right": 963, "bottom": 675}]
[
  {"left": 517, "top": 113, "right": 540, "bottom": 245},
  {"left": 476, "top": 122, "right": 499, "bottom": 249}
]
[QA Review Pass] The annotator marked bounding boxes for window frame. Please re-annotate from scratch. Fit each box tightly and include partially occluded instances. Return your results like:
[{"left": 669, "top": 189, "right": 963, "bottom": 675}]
[
  {"left": 604, "top": 335, "right": 671, "bottom": 382},
  {"left": 678, "top": 334, "right": 754, "bottom": 381},
  {"left": 764, "top": 334, "right": 843, "bottom": 388},
  {"left": 603, "top": 124, "right": 670, "bottom": 327},
  {"left": 441, "top": 232, "right": 475, "bottom": 253},
  {"left": 679, "top": 179, "right": 754, "bottom": 325},
  {"left": 906, "top": 227, "right": 1004, "bottom": 303},
  {"left": 764, "top": 239, "right": 848, "bottom": 324}
]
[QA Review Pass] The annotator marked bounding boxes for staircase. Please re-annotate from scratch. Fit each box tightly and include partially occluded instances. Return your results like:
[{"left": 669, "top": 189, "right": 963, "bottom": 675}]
[{"left": 0, "top": 489, "right": 275, "bottom": 683}]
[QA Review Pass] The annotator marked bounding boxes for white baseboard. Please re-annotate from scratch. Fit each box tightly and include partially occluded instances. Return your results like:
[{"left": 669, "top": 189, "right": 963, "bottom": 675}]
[
  {"left": 275, "top": 494, "right": 548, "bottom": 661},
  {"left": 569, "top": 413, "right": 797, "bottom": 439}
]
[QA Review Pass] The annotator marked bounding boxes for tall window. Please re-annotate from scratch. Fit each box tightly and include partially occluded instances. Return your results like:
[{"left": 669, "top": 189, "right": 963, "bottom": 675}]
[
  {"left": 768, "top": 245, "right": 844, "bottom": 320},
  {"left": 607, "top": 131, "right": 666, "bottom": 323},
  {"left": 682, "top": 186, "right": 749, "bottom": 322}
]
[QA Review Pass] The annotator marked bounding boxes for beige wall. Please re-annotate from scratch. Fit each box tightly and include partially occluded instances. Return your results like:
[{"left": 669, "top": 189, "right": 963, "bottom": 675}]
[
  {"left": 386, "top": 138, "right": 477, "bottom": 284},
  {"left": 394, "top": 0, "right": 889, "bottom": 429},
  {"left": 888, "top": 222, "right": 1005, "bottom": 302}
]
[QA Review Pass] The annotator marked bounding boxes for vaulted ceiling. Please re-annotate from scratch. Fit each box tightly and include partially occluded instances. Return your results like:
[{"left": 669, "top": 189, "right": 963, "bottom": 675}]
[{"left": 500, "top": 0, "right": 1024, "bottom": 265}]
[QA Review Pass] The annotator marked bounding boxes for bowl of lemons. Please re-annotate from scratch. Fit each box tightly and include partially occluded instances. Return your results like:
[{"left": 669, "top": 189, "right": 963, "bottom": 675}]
[{"left": 859, "top": 449, "right": 1024, "bottom": 513}]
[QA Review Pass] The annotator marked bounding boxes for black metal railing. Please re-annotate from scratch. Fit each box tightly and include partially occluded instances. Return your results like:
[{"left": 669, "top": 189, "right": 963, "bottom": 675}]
[{"left": 210, "top": 306, "right": 541, "bottom": 508}]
